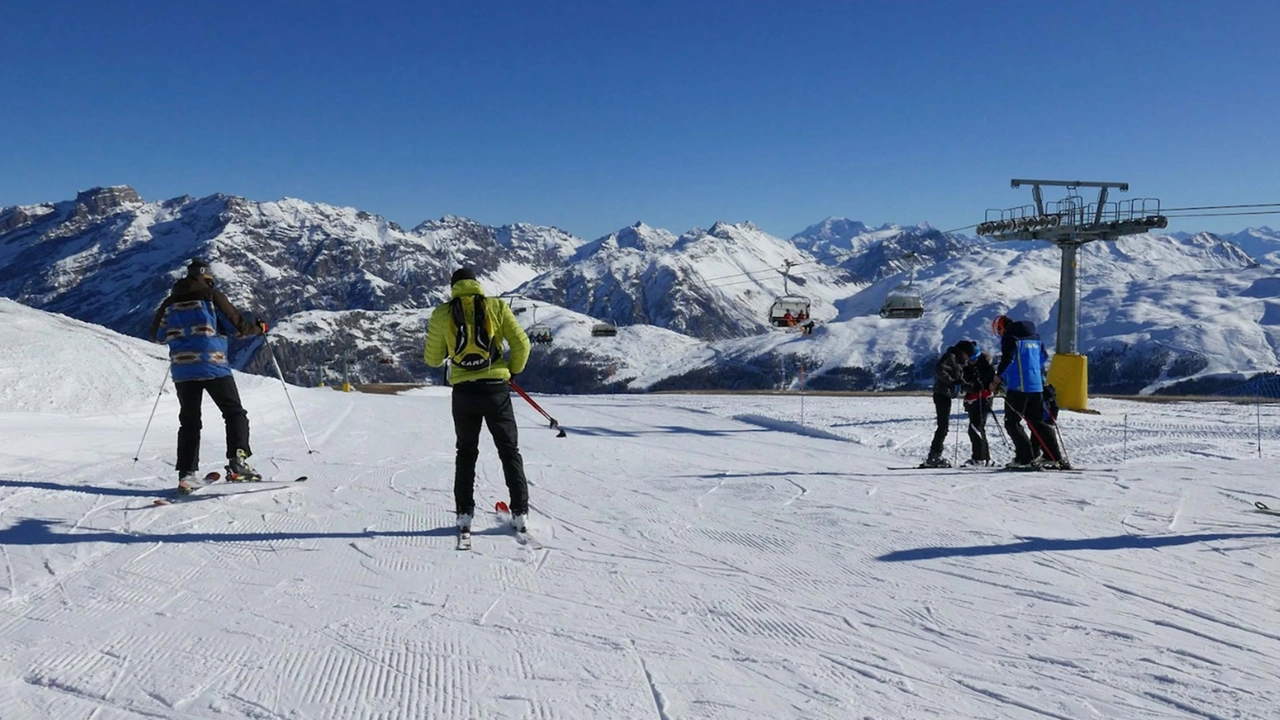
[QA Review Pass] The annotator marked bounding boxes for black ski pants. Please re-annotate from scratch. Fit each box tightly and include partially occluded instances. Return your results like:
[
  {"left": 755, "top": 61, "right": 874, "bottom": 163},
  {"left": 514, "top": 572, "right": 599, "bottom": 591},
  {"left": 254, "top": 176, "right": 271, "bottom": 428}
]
[
  {"left": 928, "top": 393, "right": 951, "bottom": 459},
  {"left": 452, "top": 380, "right": 528, "bottom": 516},
  {"left": 964, "top": 397, "right": 993, "bottom": 462},
  {"left": 1003, "top": 390, "right": 1062, "bottom": 464},
  {"left": 175, "top": 375, "right": 251, "bottom": 473}
]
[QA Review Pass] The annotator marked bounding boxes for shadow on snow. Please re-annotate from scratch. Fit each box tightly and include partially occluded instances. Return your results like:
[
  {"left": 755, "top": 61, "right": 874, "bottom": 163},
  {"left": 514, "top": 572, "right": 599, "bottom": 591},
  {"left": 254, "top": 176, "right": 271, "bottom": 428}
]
[
  {"left": 877, "top": 531, "right": 1280, "bottom": 562},
  {"left": 556, "top": 425, "right": 769, "bottom": 438},
  {"left": 0, "top": 518, "right": 462, "bottom": 546},
  {"left": 1, "top": 478, "right": 163, "bottom": 498},
  {"left": 672, "top": 471, "right": 849, "bottom": 480}
]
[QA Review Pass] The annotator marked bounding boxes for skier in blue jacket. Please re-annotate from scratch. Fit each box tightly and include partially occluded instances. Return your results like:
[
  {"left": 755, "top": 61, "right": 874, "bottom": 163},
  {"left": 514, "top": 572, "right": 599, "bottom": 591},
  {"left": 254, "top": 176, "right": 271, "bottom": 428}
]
[
  {"left": 150, "top": 259, "right": 266, "bottom": 491},
  {"left": 992, "top": 315, "right": 1069, "bottom": 469}
]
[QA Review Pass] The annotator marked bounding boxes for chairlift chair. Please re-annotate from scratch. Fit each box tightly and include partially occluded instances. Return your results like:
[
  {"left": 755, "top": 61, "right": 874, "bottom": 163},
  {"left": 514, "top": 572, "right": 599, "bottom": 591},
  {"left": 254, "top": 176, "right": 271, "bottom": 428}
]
[
  {"left": 591, "top": 320, "right": 618, "bottom": 338},
  {"left": 767, "top": 260, "right": 812, "bottom": 329},
  {"left": 768, "top": 296, "right": 812, "bottom": 328},
  {"left": 527, "top": 323, "right": 554, "bottom": 344},
  {"left": 523, "top": 304, "right": 554, "bottom": 344},
  {"left": 879, "top": 282, "right": 924, "bottom": 319}
]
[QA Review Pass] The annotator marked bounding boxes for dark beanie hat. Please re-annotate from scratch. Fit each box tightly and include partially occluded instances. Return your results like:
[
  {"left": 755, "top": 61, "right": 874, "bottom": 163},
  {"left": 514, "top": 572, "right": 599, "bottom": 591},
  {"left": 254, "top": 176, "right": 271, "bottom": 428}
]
[
  {"left": 187, "top": 258, "right": 212, "bottom": 278},
  {"left": 451, "top": 267, "right": 477, "bottom": 284},
  {"left": 955, "top": 340, "right": 977, "bottom": 357}
]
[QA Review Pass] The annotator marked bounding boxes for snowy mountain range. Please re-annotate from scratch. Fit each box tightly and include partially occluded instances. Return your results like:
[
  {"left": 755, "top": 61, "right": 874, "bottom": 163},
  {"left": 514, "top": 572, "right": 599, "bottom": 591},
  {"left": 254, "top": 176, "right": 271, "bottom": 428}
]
[{"left": 2, "top": 186, "right": 1278, "bottom": 394}]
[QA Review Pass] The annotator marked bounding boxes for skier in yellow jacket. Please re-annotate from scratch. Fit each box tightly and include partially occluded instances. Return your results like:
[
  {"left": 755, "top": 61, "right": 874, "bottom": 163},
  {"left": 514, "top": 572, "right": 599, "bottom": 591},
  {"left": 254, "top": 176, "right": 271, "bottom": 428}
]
[{"left": 424, "top": 268, "right": 533, "bottom": 533}]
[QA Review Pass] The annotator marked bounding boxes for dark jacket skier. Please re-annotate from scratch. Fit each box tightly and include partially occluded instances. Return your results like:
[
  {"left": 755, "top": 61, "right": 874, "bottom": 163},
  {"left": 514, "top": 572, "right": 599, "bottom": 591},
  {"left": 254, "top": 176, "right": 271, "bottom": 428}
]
[
  {"left": 991, "top": 315, "right": 1067, "bottom": 469},
  {"left": 960, "top": 348, "right": 996, "bottom": 465},
  {"left": 923, "top": 340, "right": 975, "bottom": 467},
  {"left": 150, "top": 259, "right": 266, "bottom": 490},
  {"left": 424, "top": 268, "right": 533, "bottom": 534}
]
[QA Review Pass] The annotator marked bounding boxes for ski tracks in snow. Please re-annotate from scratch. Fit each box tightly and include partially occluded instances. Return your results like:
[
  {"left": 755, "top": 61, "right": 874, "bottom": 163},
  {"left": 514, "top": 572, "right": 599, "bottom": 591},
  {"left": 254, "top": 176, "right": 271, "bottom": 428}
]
[{"left": 4, "top": 392, "right": 1280, "bottom": 717}]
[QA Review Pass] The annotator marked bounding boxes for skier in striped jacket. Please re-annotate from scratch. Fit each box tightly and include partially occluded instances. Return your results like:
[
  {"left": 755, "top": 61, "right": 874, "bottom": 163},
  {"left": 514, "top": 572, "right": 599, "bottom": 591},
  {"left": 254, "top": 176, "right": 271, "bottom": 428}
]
[{"left": 150, "top": 259, "right": 266, "bottom": 490}]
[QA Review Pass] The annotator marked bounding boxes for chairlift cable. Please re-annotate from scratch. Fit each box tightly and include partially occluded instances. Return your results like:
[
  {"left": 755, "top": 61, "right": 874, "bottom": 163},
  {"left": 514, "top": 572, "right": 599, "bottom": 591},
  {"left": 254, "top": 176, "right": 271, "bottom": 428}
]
[
  {"left": 1160, "top": 210, "right": 1280, "bottom": 219},
  {"left": 1158, "top": 202, "right": 1280, "bottom": 212}
]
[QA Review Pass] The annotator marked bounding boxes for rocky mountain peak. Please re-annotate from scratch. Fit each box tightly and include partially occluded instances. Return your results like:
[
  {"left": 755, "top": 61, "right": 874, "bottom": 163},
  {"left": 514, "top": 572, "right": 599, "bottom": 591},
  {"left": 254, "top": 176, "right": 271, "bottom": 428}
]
[
  {"left": 708, "top": 221, "right": 734, "bottom": 239},
  {"left": 74, "top": 185, "right": 142, "bottom": 215},
  {"left": 415, "top": 214, "right": 482, "bottom": 233},
  {"left": 0, "top": 207, "right": 36, "bottom": 232}
]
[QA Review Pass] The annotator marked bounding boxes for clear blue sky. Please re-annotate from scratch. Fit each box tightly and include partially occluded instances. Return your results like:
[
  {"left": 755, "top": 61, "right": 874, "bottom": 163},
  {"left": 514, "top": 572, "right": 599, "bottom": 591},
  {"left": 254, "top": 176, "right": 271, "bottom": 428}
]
[{"left": 3, "top": 0, "right": 1277, "bottom": 240}]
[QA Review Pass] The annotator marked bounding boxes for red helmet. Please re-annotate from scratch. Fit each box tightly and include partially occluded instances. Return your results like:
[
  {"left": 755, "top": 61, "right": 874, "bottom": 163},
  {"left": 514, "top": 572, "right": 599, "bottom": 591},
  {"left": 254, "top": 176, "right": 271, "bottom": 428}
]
[{"left": 991, "top": 315, "right": 1011, "bottom": 336}]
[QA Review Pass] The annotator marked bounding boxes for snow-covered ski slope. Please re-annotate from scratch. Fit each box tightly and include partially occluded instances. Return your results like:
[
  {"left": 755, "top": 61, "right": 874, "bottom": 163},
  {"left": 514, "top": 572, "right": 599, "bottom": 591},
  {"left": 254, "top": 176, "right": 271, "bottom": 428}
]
[{"left": 2, "top": 300, "right": 1279, "bottom": 719}]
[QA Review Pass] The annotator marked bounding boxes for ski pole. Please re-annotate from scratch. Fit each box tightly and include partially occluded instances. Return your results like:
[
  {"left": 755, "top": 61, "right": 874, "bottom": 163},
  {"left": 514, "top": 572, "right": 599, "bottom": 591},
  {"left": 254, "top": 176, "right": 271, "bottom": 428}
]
[
  {"left": 510, "top": 380, "right": 567, "bottom": 437},
  {"left": 950, "top": 401, "right": 960, "bottom": 466},
  {"left": 1048, "top": 412, "right": 1070, "bottom": 464},
  {"left": 1022, "top": 406, "right": 1060, "bottom": 463},
  {"left": 991, "top": 406, "right": 1010, "bottom": 452},
  {"left": 1004, "top": 396, "right": 1058, "bottom": 462},
  {"left": 966, "top": 403, "right": 996, "bottom": 463},
  {"left": 982, "top": 398, "right": 1011, "bottom": 452},
  {"left": 264, "top": 335, "right": 315, "bottom": 454},
  {"left": 134, "top": 365, "right": 171, "bottom": 462},
  {"left": 974, "top": 400, "right": 990, "bottom": 458},
  {"left": 1122, "top": 414, "right": 1128, "bottom": 463}
]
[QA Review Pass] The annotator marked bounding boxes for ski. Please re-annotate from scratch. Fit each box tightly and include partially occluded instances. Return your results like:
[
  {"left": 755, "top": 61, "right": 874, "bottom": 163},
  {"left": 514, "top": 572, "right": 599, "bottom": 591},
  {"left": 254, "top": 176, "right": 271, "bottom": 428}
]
[
  {"left": 153, "top": 471, "right": 222, "bottom": 505},
  {"left": 1254, "top": 501, "right": 1280, "bottom": 516},
  {"left": 153, "top": 475, "right": 306, "bottom": 506},
  {"left": 457, "top": 527, "right": 472, "bottom": 551},
  {"left": 258, "top": 475, "right": 309, "bottom": 484},
  {"left": 887, "top": 465, "right": 1098, "bottom": 474},
  {"left": 494, "top": 501, "right": 540, "bottom": 548}
]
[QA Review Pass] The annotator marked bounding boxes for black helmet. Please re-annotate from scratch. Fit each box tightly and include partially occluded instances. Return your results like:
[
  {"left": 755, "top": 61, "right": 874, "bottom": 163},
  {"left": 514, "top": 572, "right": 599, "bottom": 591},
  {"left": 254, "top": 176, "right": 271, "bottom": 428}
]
[{"left": 186, "top": 259, "right": 213, "bottom": 279}]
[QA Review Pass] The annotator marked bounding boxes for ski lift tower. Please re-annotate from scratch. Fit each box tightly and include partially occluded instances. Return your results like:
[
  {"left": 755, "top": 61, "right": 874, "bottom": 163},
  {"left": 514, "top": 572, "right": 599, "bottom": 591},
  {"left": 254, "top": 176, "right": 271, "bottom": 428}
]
[{"left": 977, "top": 179, "right": 1167, "bottom": 411}]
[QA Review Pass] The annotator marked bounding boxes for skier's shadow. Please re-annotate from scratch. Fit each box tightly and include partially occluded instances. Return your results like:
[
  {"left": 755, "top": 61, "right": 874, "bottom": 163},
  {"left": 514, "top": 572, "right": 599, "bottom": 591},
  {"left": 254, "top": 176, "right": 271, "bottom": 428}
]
[
  {"left": 557, "top": 425, "right": 767, "bottom": 438},
  {"left": 877, "top": 531, "right": 1280, "bottom": 562},
  {"left": 0, "top": 478, "right": 162, "bottom": 498},
  {"left": 673, "top": 471, "right": 848, "bottom": 480},
  {"left": 0, "top": 518, "right": 459, "bottom": 546}
]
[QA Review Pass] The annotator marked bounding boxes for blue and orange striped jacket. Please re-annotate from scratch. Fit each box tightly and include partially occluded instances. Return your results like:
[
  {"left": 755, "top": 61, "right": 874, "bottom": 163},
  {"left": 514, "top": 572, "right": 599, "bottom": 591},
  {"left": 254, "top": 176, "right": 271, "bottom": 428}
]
[{"left": 150, "top": 277, "right": 261, "bottom": 382}]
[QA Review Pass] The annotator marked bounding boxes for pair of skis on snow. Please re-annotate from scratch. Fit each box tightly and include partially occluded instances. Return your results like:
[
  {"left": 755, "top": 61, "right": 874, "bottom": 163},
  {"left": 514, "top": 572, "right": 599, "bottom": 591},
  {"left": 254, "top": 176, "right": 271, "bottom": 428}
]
[
  {"left": 457, "top": 501, "right": 533, "bottom": 551},
  {"left": 152, "top": 472, "right": 308, "bottom": 506},
  {"left": 889, "top": 464, "right": 1093, "bottom": 474}
]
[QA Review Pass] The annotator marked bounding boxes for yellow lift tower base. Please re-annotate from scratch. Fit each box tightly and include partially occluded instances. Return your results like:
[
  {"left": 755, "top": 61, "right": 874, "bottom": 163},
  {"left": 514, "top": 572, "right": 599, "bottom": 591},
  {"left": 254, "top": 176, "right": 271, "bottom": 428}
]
[{"left": 1047, "top": 353, "right": 1089, "bottom": 412}]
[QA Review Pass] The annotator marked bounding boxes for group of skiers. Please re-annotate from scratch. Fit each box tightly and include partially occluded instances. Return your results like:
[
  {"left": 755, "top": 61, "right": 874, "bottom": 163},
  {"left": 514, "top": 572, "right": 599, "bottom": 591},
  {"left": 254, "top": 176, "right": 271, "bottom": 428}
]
[
  {"left": 923, "top": 314, "right": 1070, "bottom": 470},
  {"left": 152, "top": 262, "right": 531, "bottom": 534},
  {"left": 150, "top": 257, "right": 1068, "bottom": 530}
]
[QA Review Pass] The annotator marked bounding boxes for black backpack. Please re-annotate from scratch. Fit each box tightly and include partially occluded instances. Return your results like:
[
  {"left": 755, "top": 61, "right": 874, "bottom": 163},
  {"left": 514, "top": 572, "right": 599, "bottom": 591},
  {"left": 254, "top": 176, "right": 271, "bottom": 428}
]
[{"left": 448, "top": 295, "right": 495, "bottom": 370}]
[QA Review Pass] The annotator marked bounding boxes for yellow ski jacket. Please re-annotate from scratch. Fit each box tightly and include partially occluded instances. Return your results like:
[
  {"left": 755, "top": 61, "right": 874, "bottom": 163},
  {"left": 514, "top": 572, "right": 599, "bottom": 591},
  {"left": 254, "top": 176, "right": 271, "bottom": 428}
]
[{"left": 423, "top": 278, "right": 531, "bottom": 384}]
